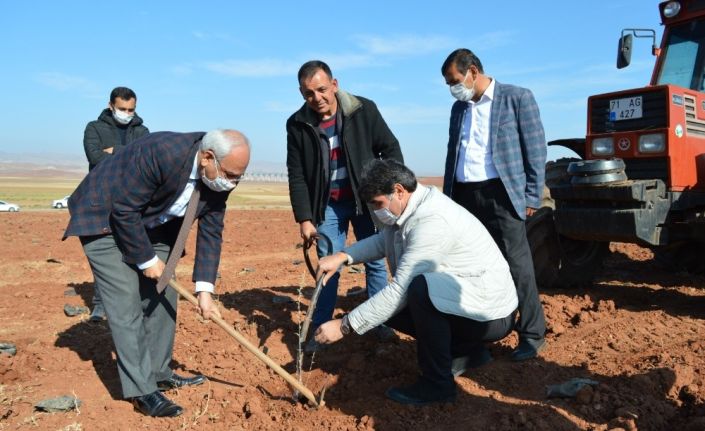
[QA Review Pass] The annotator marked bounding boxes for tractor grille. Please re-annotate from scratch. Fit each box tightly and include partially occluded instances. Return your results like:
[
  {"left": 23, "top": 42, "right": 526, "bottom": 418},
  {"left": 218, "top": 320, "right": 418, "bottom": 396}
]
[
  {"left": 624, "top": 157, "right": 668, "bottom": 183},
  {"left": 589, "top": 89, "right": 668, "bottom": 134},
  {"left": 684, "top": 95, "right": 705, "bottom": 137},
  {"left": 686, "top": 0, "right": 705, "bottom": 13}
]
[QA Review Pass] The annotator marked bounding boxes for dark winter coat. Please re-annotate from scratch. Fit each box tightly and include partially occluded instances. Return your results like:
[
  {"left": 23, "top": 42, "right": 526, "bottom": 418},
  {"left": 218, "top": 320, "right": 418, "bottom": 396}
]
[
  {"left": 83, "top": 108, "right": 149, "bottom": 170},
  {"left": 286, "top": 90, "right": 403, "bottom": 225}
]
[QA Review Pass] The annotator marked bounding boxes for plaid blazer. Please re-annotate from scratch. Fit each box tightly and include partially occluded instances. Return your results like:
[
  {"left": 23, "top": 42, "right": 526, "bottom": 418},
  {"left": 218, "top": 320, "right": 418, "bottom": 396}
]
[
  {"left": 443, "top": 82, "right": 546, "bottom": 220},
  {"left": 64, "top": 131, "right": 230, "bottom": 284}
]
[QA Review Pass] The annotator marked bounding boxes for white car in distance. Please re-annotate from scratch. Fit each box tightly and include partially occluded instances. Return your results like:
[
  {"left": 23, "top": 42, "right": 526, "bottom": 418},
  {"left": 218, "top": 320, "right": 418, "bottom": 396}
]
[
  {"left": 0, "top": 200, "right": 20, "bottom": 212},
  {"left": 52, "top": 195, "right": 70, "bottom": 209}
]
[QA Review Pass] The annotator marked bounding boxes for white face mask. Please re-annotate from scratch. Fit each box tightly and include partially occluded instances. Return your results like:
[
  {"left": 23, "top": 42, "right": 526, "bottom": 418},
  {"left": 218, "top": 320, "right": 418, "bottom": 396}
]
[
  {"left": 449, "top": 71, "right": 475, "bottom": 102},
  {"left": 112, "top": 109, "right": 134, "bottom": 125},
  {"left": 201, "top": 158, "right": 238, "bottom": 192},
  {"left": 374, "top": 194, "right": 399, "bottom": 225}
]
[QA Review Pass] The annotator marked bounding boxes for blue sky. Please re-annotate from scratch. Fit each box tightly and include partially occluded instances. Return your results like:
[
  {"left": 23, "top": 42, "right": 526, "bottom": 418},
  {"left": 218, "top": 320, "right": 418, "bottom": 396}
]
[{"left": 2, "top": 1, "right": 663, "bottom": 175}]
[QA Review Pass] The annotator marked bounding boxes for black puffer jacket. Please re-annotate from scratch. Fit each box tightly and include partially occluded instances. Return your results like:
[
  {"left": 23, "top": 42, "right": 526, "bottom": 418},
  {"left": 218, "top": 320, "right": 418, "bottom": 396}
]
[
  {"left": 83, "top": 108, "right": 149, "bottom": 170},
  {"left": 286, "top": 90, "right": 403, "bottom": 225}
]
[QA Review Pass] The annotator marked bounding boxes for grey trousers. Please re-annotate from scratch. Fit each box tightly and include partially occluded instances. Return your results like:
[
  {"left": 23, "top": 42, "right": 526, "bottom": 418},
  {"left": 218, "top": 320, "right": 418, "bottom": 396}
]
[{"left": 81, "top": 234, "right": 177, "bottom": 398}]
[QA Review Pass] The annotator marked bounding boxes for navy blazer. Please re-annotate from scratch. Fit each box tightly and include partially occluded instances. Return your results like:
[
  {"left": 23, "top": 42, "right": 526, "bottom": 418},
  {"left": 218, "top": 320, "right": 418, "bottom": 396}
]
[
  {"left": 64, "top": 131, "right": 230, "bottom": 284},
  {"left": 443, "top": 82, "right": 546, "bottom": 220}
]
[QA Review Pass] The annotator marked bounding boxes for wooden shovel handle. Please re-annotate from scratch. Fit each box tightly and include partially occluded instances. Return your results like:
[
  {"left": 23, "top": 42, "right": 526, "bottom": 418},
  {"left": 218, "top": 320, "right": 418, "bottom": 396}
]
[{"left": 168, "top": 279, "right": 319, "bottom": 407}]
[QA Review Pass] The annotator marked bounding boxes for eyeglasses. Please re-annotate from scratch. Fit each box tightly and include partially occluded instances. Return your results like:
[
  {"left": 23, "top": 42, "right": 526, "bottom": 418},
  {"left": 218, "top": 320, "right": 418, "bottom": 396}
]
[
  {"left": 224, "top": 175, "right": 242, "bottom": 187},
  {"left": 213, "top": 158, "right": 243, "bottom": 186}
]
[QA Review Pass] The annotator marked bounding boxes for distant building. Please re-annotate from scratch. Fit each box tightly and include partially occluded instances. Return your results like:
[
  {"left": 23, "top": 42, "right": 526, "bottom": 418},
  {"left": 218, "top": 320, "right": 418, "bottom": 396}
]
[{"left": 242, "top": 172, "right": 288, "bottom": 183}]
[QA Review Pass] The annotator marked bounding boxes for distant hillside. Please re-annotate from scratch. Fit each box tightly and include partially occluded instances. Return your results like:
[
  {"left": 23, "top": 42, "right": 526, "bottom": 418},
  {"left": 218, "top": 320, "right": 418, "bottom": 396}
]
[
  {"left": 0, "top": 150, "right": 288, "bottom": 180},
  {"left": 0, "top": 162, "right": 86, "bottom": 179},
  {"left": 418, "top": 176, "right": 443, "bottom": 187},
  {"left": 0, "top": 150, "right": 443, "bottom": 185}
]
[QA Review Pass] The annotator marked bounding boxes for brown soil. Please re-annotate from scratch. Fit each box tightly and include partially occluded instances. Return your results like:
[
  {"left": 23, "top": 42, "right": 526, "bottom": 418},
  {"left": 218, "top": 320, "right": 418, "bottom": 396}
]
[{"left": 1, "top": 211, "right": 705, "bottom": 431}]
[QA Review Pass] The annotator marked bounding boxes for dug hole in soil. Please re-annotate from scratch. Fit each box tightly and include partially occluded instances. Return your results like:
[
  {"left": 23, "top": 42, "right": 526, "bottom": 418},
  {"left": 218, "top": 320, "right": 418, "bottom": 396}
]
[{"left": 1, "top": 211, "right": 705, "bottom": 430}]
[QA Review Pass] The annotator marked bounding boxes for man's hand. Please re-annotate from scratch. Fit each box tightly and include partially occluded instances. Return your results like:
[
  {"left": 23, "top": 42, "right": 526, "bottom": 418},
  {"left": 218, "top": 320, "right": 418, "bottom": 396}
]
[
  {"left": 142, "top": 258, "right": 165, "bottom": 280},
  {"left": 103, "top": 147, "right": 114, "bottom": 154},
  {"left": 300, "top": 220, "right": 317, "bottom": 247},
  {"left": 314, "top": 319, "right": 343, "bottom": 344},
  {"left": 197, "top": 292, "right": 222, "bottom": 320},
  {"left": 317, "top": 252, "right": 348, "bottom": 285},
  {"left": 526, "top": 207, "right": 538, "bottom": 218}
]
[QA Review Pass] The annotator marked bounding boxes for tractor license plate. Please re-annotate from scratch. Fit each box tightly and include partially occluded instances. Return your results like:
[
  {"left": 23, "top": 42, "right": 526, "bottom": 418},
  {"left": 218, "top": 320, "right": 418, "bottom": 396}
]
[{"left": 609, "top": 96, "right": 642, "bottom": 121}]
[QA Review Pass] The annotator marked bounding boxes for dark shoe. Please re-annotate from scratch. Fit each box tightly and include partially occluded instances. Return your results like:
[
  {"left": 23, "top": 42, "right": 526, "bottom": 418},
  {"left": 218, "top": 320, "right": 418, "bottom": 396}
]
[
  {"left": 370, "top": 325, "right": 398, "bottom": 342},
  {"left": 511, "top": 337, "right": 546, "bottom": 362},
  {"left": 89, "top": 303, "right": 106, "bottom": 322},
  {"left": 157, "top": 373, "right": 207, "bottom": 391},
  {"left": 385, "top": 379, "right": 456, "bottom": 406},
  {"left": 452, "top": 344, "right": 493, "bottom": 377},
  {"left": 132, "top": 391, "right": 183, "bottom": 417}
]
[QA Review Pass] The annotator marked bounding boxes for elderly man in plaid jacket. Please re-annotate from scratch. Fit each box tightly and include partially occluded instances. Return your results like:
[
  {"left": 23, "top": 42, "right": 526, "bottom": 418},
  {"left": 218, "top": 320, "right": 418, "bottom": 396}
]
[
  {"left": 441, "top": 48, "right": 548, "bottom": 363},
  {"left": 64, "top": 129, "right": 250, "bottom": 417}
]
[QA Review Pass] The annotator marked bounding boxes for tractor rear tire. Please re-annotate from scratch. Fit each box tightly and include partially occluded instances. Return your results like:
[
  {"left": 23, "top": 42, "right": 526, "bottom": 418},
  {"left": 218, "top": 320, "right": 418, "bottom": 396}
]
[
  {"left": 527, "top": 206, "right": 609, "bottom": 288},
  {"left": 554, "top": 236, "right": 610, "bottom": 287},
  {"left": 527, "top": 206, "right": 560, "bottom": 288},
  {"left": 528, "top": 157, "right": 610, "bottom": 288}
]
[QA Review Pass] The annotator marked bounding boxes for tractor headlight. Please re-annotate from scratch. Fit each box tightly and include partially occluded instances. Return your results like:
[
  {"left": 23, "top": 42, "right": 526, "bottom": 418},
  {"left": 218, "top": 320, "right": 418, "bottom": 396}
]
[
  {"left": 663, "top": 1, "right": 681, "bottom": 18},
  {"left": 592, "top": 137, "right": 614, "bottom": 156},
  {"left": 638, "top": 133, "right": 666, "bottom": 153}
]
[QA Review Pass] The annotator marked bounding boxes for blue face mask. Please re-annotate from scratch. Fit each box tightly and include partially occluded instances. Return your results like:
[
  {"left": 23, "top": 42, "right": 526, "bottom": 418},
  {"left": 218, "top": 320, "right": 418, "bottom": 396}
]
[
  {"left": 373, "top": 193, "right": 399, "bottom": 225},
  {"left": 201, "top": 158, "right": 238, "bottom": 192}
]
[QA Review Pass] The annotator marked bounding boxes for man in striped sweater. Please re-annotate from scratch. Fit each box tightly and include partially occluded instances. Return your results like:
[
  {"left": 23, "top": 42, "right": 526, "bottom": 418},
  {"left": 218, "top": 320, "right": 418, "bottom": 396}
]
[{"left": 286, "top": 60, "right": 404, "bottom": 352}]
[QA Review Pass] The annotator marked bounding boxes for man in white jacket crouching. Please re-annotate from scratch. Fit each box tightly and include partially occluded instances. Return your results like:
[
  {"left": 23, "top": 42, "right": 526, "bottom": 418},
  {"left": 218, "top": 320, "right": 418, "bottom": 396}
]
[{"left": 315, "top": 159, "right": 518, "bottom": 406}]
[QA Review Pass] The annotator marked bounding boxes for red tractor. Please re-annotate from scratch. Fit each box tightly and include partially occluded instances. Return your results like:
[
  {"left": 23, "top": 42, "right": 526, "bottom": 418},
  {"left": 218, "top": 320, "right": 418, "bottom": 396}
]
[{"left": 531, "top": 0, "right": 705, "bottom": 287}]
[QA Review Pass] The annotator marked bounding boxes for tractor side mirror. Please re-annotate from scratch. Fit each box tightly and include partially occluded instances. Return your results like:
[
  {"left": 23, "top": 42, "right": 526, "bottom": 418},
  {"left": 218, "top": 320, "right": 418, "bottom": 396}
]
[{"left": 617, "top": 33, "right": 633, "bottom": 69}]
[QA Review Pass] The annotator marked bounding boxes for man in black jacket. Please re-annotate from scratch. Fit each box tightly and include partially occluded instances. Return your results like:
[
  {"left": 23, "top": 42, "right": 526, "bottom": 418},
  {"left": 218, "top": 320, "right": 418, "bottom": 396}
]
[
  {"left": 82, "top": 86, "right": 150, "bottom": 321},
  {"left": 286, "top": 60, "right": 404, "bottom": 352},
  {"left": 83, "top": 87, "right": 149, "bottom": 171}
]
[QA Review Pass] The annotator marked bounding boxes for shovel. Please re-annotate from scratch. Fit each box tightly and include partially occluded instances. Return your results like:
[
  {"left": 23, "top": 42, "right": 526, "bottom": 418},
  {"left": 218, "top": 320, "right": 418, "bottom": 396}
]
[
  {"left": 168, "top": 279, "right": 320, "bottom": 407},
  {"left": 299, "top": 231, "right": 333, "bottom": 344},
  {"left": 293, "top": 275, "right": 326, "bottom": 401},
  {"left": 303, "top": 232, "right": 333, "bottom": 281},
  {"left": 294, "top": 232, "right": 332, "bottom": 399}
]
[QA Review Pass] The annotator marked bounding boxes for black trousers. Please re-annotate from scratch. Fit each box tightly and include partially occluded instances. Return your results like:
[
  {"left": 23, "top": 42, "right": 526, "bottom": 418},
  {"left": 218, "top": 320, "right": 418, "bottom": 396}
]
[
  {"left": 452, "top": 179, "right": 546, "bottom": 340},
  {"left": 386, "top": 275, "right": 515, "bottom": 390}
]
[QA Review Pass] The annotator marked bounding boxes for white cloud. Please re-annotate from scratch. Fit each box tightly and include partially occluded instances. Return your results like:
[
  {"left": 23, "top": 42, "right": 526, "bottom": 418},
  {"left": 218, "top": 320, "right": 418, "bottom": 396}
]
[
  {"left": 205, "top": 59, "right": 300, "bottom": 77},
  {"left": 204, "top": 34, "right": 456, "bottom": 79},
  {"left": 201, "top": 31, "right": 505, "bottom": 83},
  {"left": 540, "top": 96, "right": 588, "bottom": 111},
  {"left": 317, "top": 53, "right": 376, "bottom": 70},
  {"left": 378, "top": 104, "right": 449, "bottom": 125},
  {"left": 36, "top": 72, "right": 91, "bottom": 91},
  {"left": 170, "top": 64, "right": 193, "bottom": 76},
  {"left": 263, "top": 101, "right": 302, "bottom": 113},
  {"left": 352, "top": 34, "right": 456, "bottom": 56},
  {"left": 499, "top": 57, "right": 655, "bottom": 108},
  {"left": 35, "top": 72, "right": 101, "bottom": 97},
  {"left": 191, "top": 30, "right": 243, "bottom": 46},
  {"left": 347, "top": 81, "right": 400, "bottom": 93},
  {"left": 495, "top": 61, "right": 574, "bottom": 77},
  {"left": 205, "top": 54, "right": 376, "bottom": 78},
  {"left": 467, "top": 31, "right": 517, "bottom": 50}
]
